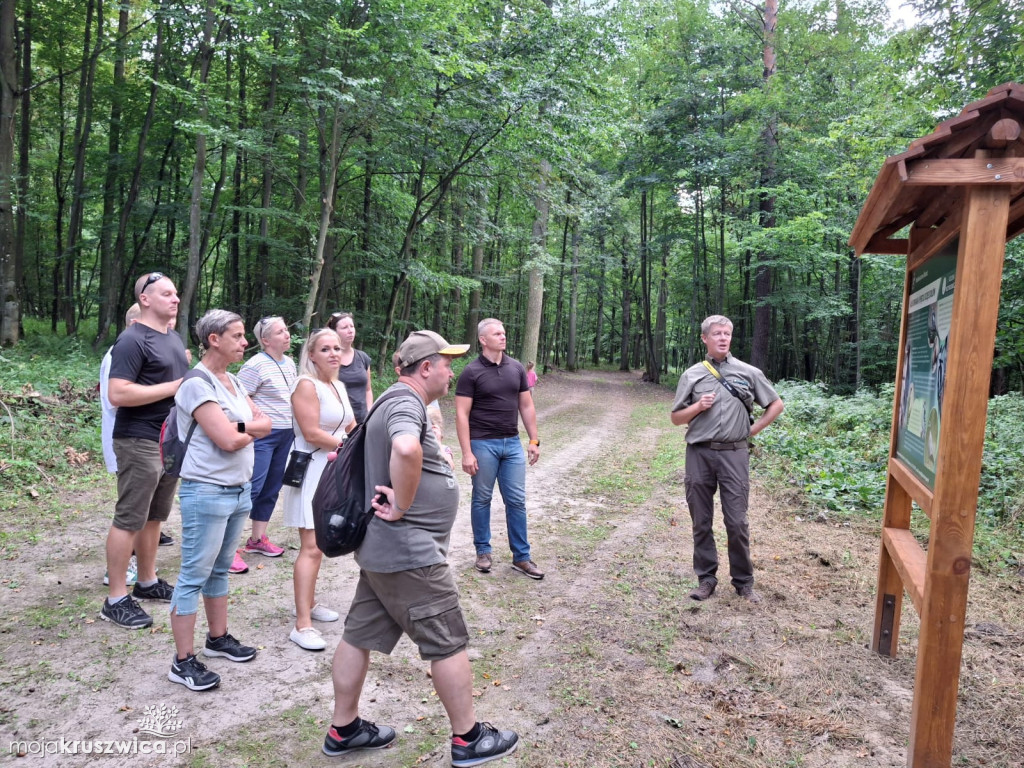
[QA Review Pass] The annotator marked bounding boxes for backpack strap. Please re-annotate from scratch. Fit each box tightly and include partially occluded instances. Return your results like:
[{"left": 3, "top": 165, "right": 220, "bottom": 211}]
[
  {"left": 179, "top": 368, "right": 214, "bottom": 457},
  {"left": 364, "top": 387, "right": 429, "bottom": 441}
]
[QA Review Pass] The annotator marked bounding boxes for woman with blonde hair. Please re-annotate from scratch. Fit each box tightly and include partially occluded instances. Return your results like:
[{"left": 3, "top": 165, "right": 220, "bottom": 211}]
[
  {"left": 281, "top": 328, "right": 356, "bottom": 650},
  {"left": 234, "top": 316, "right": 296, "bottom": 571}
]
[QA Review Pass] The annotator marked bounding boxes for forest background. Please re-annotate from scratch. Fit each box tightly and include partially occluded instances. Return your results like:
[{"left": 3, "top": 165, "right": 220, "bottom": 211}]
[{"left": 0, "top": 1, "right": 1023, "bottom": 550}]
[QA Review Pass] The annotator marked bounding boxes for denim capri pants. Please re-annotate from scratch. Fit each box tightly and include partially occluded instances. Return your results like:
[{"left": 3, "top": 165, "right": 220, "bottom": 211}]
[{"left": 170, "top": 480, "right": 252, "bottom": 616}]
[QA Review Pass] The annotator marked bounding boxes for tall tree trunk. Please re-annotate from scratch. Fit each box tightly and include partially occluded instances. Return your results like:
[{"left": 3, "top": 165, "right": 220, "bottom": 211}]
[
  {"left": 254, "top": 34, "right": 280, "bottom": 307},
  {"left": 522, "top": 157, "right": 550, "bottom": 366},
  {"left": 656, "top": 238, "right": 668, "bottom": 375},
  {"left": 552, "top": 190, "right": 571, "bottom": 368},
  {"left": 94, "top": 0, "right": 130, "bottom": 349},
  {"left": 112, "top": 1, "right": 163, "bottom": 327},
  {"left": 751, "top": 0, "right": 777, "bottom": 371},
  {"left": 639, "top": 189, "right": 658, "bottom": 383},
  {"left": 464, "top": 187, "right": 487, "bottom": 351},
  {"left": 60, "top": 0, "right": 99, "bottom": 336},
  {"left": 0, "top": 0, "right": 17, "bottom": 344},
  {"left": 303, "top": 108, "right": 342, "bottom": 330},
  {"left": 567, "top": 224, "right": 580, "bottom": 371},
  {"left": 592, "top": 233, "right": 605, "bottom": 366},
  {"left": 179, "top": 0, "right": 217, "bottom": 341},
  {"left": 356, "top": 131, "right": 373, "bottom": 316},
  {"left": 619, "top": 235, "right": 631, "bottom": 372},
  {"left": 12, "top": 0, "right": 29, "bottom": 339},
  {"left": 227, "top": 46, "right": 247, "bottom": 311}
]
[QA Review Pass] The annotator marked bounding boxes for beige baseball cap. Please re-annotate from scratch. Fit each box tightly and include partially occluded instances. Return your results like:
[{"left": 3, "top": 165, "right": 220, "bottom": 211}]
[{"left": 395, "top": 330, "right": 469, "bottom": 368}]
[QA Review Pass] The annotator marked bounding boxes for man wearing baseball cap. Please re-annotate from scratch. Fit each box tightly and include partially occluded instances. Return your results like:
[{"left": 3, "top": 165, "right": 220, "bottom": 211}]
[{"left": 324, "top": 330, "right": 519, "bottom": 766}]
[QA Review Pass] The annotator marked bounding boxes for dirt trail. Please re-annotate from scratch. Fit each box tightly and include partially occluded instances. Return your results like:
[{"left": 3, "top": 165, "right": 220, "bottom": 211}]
[{"left": 1, "top": 368, "right": 1022, "bottom": 767}]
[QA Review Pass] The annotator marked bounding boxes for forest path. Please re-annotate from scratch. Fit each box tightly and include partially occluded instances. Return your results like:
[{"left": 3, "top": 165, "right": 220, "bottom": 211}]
[{"left": 1, "top": 367, "right": 1022, "bottom": 767}]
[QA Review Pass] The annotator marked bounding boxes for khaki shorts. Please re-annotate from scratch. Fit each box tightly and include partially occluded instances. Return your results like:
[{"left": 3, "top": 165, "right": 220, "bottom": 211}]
[
  {"left": 113, "top": 438, "right": 177, "bottom": 531},
  {"left": 343, "top": 564, "right": 469, "bottom": 661}
]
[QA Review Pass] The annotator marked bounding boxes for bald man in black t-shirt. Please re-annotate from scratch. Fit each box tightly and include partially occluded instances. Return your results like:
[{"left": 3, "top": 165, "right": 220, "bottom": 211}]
[{"left": 455, "top": 318, "right": 543, "bottom": 581}]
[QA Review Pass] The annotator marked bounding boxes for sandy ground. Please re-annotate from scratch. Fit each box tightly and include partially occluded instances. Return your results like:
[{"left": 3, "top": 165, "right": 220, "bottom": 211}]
[{"left": 1, "top": 368, "right": 1022, "bottom": 768}]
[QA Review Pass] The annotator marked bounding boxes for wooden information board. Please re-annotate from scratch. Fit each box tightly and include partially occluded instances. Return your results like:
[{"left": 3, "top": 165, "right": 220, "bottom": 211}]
[{"left": 849, "top": 83, "right": 1024, "bottom": 768}]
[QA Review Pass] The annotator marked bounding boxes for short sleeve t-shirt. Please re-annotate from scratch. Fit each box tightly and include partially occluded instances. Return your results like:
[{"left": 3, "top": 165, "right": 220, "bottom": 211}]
[
  {"left": 175, "top": 363, "right": 255, "bottom": 486},
  {"left": 454, "top": 354, "right": 529, "bottom": 440},
  {"left": 355, "top": 384, "right": 459, "bottom": 573},
  {"left": 672, "top": 354, "right": 780, "bottom": 444},
  {"left": 237, "top": 352, "right": 297, "bottom": 429},
  {"left": 337, "top": 349, "right": 372, "bottom": 424},
  {"left": 108, "top": 323, "right": 189, "bottom": 441}
]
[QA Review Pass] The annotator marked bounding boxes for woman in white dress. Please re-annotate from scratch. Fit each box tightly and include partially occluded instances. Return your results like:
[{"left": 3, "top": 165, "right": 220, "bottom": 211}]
[{"left": 282, "top": 329, "right": 356, "bottom": 651}]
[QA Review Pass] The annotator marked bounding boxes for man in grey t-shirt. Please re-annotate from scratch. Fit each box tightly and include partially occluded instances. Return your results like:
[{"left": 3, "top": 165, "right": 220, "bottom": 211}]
[
  {"left": 325, "top": 330, "right": 520, "bottom": 766},
  {"left": 671, "top": 315, "right": 784, "bottom": 605}
]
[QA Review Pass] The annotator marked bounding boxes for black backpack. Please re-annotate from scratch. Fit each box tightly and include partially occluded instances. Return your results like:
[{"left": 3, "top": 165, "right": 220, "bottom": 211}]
[
  {"left": 312, "top": 388, "right": 426, "bottom": 558},
  {"left": 159, "top": 369, "right": 212, "bottom": 477}
]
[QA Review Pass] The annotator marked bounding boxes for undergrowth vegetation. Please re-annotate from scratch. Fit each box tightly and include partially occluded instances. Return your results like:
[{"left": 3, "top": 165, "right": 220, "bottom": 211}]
[{"left": 755, "top": 381, "right": 1024, "bottom": 568}]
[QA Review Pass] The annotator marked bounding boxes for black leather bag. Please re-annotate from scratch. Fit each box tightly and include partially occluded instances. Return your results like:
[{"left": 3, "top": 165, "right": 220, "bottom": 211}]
[{"left": 281, "top": 449, "right": 314, "bottom": 487}]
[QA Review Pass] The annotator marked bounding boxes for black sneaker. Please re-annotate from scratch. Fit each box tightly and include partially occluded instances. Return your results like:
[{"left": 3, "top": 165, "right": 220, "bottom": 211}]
[
  {"left": 451, "top": 723, "right": 519, "bottom": 767},
  {"left": 168, "top": 653, "right": 221, "bottom": 691},
  {"left": 99, "top": 596, "right": 153, "bottom": 630},
  {"left": 132, "top": 578, "right": 174, "bottom": 602},
  {"left": 203, "top": 632, "right": 257, "bottom": 662},
  {"left": 322, "top": 720, "right": 396, "bottom": 756},
  {"left": 159, "top": 532, "right": 174, "bottom": 546}
]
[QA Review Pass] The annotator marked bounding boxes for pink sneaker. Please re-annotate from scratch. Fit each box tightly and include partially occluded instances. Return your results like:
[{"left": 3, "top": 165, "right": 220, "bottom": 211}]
[
  {"left": 243, "top": 534, "right": 285, "bottom": 558},
  {"left": 229, "top": 550, "right": 249, "bottom": 574}
]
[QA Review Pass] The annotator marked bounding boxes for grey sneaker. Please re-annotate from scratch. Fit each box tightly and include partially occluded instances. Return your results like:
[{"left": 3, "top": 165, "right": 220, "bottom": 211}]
[
  {"left": 737, "top": 585, "right": 762, "bottom": 604},
  {"left": 451, "top": 723, "right": 519, "bottom": 767},
  {"left": 322, "top": 719, "right": 396, "bottom": 755},
  {"left": 689, "top": 580, "right": 716, "bottom": 601},
  {"left": 99, "top": 595, "right": 153, "bottom": 629}
]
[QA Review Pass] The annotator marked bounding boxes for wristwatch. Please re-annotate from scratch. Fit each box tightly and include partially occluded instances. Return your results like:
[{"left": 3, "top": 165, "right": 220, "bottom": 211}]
[
  {"left": 237, "top": 421, "right": 246, "bottom": 433},
  {"left": 529, "top": 439, "right": 540, "bottom": 446}
]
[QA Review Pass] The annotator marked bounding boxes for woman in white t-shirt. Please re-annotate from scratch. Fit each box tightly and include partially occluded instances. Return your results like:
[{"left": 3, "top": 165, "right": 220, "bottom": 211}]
[
  {"left": 169, "top": 310, "right": 272, "bottom": 691},
  {"left": 281, "top": 328, "right": 356, "bottom": 651}
]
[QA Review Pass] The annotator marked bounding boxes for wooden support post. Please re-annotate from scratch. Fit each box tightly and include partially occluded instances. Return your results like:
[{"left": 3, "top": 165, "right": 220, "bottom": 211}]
[
  {"left": 906, "top": 173, "right": 1010, "bottom": 768},
  {"left": 872, "top": 238, "right": 916, "bottom": 656}
]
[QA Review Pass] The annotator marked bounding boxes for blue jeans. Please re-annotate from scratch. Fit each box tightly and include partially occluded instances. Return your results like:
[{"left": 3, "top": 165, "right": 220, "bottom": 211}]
[
  {"left": 172, "top": 481, "right": 251, "bottom": 616},
  {"left": 470, "top": 437, "right": 530, "bottom": 562},
  {"left": 249, "top": 428, "right": 293, "bottom": 523}
]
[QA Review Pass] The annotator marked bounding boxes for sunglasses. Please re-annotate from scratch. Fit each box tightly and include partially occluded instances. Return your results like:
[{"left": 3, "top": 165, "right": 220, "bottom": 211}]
[{"left": 140, "top": 272, "right": 164, "bottom": 294}]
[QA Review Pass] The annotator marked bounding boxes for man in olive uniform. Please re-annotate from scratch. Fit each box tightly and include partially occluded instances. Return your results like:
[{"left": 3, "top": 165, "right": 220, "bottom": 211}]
[{"left": 670, "top": 315, "right": 784, "bottom": 604}]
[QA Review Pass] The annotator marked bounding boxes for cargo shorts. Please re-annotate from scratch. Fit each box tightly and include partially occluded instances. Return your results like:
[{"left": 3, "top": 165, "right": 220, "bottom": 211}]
[{"left": 342, "top": 563, "right": 469, "bottom": 661}]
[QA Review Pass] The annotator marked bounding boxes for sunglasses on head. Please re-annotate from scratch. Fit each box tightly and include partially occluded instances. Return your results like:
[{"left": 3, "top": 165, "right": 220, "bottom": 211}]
[{"left": 140, "top": 272, "right": 164, "bottom": 294}]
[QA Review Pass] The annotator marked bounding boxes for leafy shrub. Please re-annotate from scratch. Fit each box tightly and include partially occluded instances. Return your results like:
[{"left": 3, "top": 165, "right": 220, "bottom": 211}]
[{"left": 755, "top": 382, "right": 1024, "bottom": 540}]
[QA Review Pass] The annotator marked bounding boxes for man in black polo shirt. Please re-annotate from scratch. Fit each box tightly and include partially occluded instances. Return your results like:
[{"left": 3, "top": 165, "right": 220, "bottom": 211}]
[
  {"left": 670, "top": 315, "right": 784, "bottom": 604},
  {"left": 455, "top": 318, "right": 543, "bottom": 580},
  {"left": 101, "top": 272, "right": 188, "bottom": 629}
]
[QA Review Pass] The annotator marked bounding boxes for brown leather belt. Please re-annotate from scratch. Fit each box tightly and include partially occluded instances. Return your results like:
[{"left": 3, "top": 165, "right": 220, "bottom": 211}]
[{"left": 695, "top": 440, "right": 748, "bottom": 451}]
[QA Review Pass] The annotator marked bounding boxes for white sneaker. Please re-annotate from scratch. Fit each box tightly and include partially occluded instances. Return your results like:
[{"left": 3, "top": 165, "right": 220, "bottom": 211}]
[
  {"left": 289, "top": 626, "right": 326, "bottom": 651},
  {"left": 102, "top": 555, "right": 139, "bottom": 587},
  {"left": 292, "top": 603, "right": 340, "bottom": 623}
]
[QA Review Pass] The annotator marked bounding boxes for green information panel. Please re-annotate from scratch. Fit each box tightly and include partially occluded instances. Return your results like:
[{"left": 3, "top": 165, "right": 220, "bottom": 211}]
[{"left": 896, "top": 244, "right": 956, "bottom": 489}]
